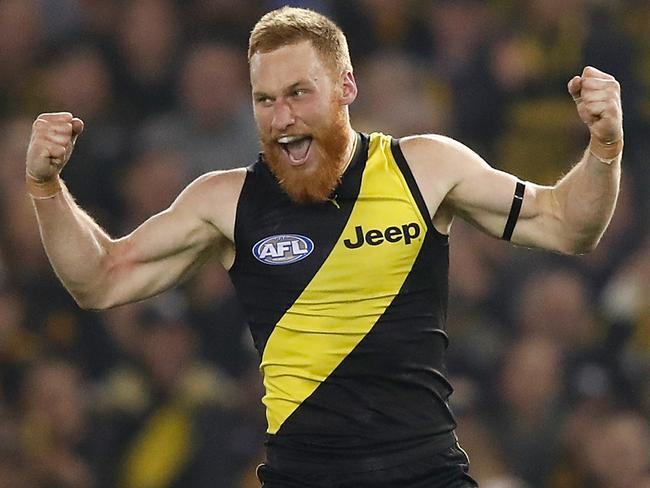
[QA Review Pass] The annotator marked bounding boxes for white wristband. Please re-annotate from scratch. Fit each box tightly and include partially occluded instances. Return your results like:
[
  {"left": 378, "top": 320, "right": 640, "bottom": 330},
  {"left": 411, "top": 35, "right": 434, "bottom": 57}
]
[
  {"left": 589, "top": 149, "right": 620, "bottom": 165},
  {"left": 589, "top": 137, "right": 623, "bottom": 165}
]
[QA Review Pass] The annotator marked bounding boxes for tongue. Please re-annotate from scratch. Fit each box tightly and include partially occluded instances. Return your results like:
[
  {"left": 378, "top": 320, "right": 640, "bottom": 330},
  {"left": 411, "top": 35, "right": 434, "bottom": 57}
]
[{"left": 286, "top": 138, "right": 311, "bottom": 161}]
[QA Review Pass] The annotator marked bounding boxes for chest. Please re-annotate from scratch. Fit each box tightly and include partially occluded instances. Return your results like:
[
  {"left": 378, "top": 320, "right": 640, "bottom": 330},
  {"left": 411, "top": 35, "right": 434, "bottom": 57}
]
[{"left": 237, "top": 166, "right": 427, "bottom": 292}]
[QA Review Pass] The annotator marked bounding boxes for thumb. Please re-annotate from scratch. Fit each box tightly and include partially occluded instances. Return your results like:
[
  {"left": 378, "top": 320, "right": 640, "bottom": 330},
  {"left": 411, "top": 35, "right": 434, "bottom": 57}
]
[
  {"left": 71, "top": 117, "right": 84, "bottom": 144},
  {"left": 567, "top": 75, "right": 582, "bottom": 102}
]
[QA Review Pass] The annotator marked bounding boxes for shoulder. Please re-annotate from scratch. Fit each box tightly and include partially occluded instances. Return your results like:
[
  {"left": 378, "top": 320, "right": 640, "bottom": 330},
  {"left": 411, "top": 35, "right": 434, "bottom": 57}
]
[
  {"left": 398, "top": 134, "right": 475, "bottom": 166},
  {"left": 172, "top": 168, "right": 247, "bottom": 242},
  {"left": 396, "top": 134, "right": 483, "bottom": 187},
  {"left": 178, "top": 168, "right": 247, "bottom": 207},
  {"left": 398, "top": 134, "right": 492, "bottom": 186},
  {"left": 389, "top": 134, "right": 494, "bottom": 234}
]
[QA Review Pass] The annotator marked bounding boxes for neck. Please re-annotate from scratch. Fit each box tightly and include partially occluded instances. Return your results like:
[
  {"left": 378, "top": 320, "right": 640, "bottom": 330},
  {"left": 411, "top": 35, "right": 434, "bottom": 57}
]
[{"left": 338, "top": 124, "right": 357, "bottom": 175}]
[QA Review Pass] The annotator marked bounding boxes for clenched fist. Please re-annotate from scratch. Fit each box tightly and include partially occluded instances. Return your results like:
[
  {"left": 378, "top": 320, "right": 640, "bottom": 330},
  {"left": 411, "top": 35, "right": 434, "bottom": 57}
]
[
  {"left": 26, "top": 112, "right": 84, "bottom": 183},
  {"left": 568, "top": 67, "right": 623, "bottom": 162}
]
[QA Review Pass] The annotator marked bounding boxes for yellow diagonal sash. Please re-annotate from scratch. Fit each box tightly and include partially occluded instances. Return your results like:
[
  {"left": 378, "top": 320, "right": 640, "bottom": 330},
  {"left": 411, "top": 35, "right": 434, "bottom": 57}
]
[{"left": 260, "top": 133, "right": 428, "bottom": 434}]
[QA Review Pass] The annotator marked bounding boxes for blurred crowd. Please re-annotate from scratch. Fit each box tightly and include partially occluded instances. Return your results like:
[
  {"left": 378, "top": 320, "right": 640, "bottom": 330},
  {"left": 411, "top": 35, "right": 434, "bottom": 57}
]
[{"left": 0, "top": 1, "right": 648, "bottom": 487}]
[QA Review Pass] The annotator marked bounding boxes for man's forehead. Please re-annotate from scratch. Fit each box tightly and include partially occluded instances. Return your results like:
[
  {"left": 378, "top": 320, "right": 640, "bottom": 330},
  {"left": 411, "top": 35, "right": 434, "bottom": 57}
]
[
  {"left": 250, "top": 39, "right": 316, "bottom": 63},
  {"left": 249, "top": 40, "right": 328, "bottom": 87}
]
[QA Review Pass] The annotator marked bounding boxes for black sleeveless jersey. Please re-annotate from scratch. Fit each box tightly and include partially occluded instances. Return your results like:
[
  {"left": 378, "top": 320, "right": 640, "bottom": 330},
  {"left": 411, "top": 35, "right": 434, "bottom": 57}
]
[{"left": 229, "top": 132, "right": 457, "bottom": 472}]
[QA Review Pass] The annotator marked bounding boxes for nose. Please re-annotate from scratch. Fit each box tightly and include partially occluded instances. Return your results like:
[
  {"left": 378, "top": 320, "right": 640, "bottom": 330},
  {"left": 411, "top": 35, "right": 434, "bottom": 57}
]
[{"left": 271, "top": 99, "right": 295, "bottom": 132}]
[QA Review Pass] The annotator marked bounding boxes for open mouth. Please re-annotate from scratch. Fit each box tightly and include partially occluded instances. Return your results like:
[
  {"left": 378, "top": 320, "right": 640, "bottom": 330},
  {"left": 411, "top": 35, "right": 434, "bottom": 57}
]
[{"left": 277, "top": 135, "right": 313, "bottom": 166}]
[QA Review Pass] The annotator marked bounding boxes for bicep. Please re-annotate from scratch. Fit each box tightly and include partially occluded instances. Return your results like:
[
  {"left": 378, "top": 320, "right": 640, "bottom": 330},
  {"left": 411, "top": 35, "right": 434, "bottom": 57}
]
[
  {"left": 99, "top": 178, "right": 225, "bottom": 307},
  {"left": 443, "top": 143, "right": 567, "bottom": 252}
]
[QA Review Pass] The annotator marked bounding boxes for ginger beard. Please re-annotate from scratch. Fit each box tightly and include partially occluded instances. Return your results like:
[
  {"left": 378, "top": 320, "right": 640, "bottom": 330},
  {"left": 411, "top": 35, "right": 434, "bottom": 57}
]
[{"left": 261, "top": 100, "right": 349, "bottom": 204}]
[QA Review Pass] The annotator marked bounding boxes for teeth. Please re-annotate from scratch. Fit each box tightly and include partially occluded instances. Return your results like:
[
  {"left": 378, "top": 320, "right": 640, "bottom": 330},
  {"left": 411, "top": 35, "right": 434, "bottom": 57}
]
[{"left": 277, "top": 135, "right": 304, "bottom": 144}]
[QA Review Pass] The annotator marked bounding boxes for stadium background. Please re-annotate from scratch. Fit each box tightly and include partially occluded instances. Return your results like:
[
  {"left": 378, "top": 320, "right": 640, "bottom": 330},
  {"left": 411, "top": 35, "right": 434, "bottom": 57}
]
[{"left": 0, "top": 0, "right": 648, "bottom": 487}]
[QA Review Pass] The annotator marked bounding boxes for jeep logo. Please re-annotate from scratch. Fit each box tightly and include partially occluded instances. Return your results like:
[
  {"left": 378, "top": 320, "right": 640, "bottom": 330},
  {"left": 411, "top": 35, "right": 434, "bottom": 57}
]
[
  {"left": 343, "top": 223, "right": 421, "bottom": 249},
  {"left": 253, "top": 234, "right": 314, "bottom": 265}
]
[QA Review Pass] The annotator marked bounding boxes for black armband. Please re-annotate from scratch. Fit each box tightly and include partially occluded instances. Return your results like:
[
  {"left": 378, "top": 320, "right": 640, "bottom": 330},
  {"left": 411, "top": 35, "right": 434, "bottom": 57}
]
[{"left": 501, "top": 181, "right": 525, "bottom": 241}]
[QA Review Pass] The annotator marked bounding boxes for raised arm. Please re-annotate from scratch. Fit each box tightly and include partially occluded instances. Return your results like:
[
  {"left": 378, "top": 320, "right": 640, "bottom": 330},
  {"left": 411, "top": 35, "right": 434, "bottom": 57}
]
[
  {"left": 26, "top": 112, "right": 243, "bottom": 310},
  {"left": 401, "top": 66, "right": 622, "bottom": 255}
]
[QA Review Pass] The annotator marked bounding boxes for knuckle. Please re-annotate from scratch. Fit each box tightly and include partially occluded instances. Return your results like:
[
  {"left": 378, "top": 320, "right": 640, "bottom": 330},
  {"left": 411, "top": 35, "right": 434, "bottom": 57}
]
[
  {"left": 38, "top": 112, "right": 59, "bottom": 121},
  {"left": 582, "top": 78, "right": 595, "bottom": 89},
  {"left": 36, "top": 112, "right": 73, "bottom": 123},
  {"left": 51, "top": 122, "right": 73, "bottom": 136}
]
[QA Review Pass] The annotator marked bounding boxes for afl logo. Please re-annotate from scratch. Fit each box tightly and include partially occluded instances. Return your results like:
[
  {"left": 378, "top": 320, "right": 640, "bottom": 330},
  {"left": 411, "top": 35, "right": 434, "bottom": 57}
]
[{"left": 252, "top": 234, "right": 314, "bottom": 265}]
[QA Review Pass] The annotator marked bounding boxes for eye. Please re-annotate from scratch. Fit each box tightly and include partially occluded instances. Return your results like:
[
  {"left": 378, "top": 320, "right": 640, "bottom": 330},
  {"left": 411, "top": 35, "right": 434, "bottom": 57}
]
[
  {"left": 292, "top": 88, "right": 307, "bottom": 97},
  {"left": 255, "top": 96, "right": 273, "bottom": 106}
]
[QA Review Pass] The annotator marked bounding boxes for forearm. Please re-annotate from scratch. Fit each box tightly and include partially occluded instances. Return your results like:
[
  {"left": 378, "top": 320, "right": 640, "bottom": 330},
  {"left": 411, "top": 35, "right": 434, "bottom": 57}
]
[
  {"left": 31, "top": 178, "right": 114, "bottom": 307},
  {"left": 553, "top": 66, "right": 624, "bottom": 254},
  {"left": 552, "top": 140, "right": 621, "bottom": 254}
]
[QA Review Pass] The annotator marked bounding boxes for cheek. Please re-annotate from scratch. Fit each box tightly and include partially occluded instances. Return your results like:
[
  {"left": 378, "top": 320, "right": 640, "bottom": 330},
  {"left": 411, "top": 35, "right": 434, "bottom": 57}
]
[
  {"left": 301, "top": 103, "right": 334, "bottom": 128},
  {"left": 253, "top": 109, "right": 270, "bottom": 134}
]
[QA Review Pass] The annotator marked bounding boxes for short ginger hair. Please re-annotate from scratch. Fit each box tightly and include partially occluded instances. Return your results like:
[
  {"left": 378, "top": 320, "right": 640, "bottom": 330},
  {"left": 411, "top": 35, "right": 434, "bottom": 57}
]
[{"left": 248, "top": 6, "right": 352, "bottom": 75}]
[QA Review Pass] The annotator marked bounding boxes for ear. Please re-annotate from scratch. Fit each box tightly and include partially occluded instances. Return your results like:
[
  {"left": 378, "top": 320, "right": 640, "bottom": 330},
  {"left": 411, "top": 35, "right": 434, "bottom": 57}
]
[{"left": 339, "top": 70, "right": 358, "bottom": 106}]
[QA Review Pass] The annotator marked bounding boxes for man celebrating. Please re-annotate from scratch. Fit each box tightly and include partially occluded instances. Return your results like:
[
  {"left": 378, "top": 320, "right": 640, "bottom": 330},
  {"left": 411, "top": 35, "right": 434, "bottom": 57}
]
[{"left": 26, "top": 7, "right": 622, "bottom": 488}]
